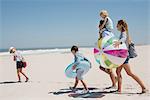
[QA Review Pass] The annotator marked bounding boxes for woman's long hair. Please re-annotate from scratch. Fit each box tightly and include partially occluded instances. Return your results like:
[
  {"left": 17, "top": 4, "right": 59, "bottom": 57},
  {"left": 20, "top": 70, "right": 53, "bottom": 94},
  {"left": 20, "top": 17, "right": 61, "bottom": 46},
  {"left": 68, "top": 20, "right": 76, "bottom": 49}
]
[{"left": 117, "top": 20, "right": 131, "bottom": 44}]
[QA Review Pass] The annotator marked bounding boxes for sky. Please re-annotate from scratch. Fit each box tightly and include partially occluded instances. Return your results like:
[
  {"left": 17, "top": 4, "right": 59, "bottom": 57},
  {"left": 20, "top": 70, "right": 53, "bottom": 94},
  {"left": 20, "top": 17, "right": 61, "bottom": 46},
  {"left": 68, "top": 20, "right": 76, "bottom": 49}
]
[{"left": 0, "top": 0, "right": 150, "bottom": 49}]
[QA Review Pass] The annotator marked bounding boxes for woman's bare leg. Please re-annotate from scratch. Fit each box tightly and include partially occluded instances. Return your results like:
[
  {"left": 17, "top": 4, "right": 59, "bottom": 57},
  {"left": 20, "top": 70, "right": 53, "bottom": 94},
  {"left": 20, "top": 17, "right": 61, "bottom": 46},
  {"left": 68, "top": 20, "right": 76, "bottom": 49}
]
[
  {"left": 116, "top": 65, "right": 123, "bottom": 92},
  {"left": 123, "top": 64, "right": 146, "bottom": 91}
]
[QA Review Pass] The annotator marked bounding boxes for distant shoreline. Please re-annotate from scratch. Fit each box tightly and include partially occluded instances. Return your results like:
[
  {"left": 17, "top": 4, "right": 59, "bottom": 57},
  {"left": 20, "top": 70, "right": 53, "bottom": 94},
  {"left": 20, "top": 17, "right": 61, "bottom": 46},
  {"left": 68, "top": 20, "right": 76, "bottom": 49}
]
[
  {"left": 0, "top": 45, "right": 94, "bottom": 53},
  {"left": 0, "top": 44, "right": 149, "bottom": 53}
]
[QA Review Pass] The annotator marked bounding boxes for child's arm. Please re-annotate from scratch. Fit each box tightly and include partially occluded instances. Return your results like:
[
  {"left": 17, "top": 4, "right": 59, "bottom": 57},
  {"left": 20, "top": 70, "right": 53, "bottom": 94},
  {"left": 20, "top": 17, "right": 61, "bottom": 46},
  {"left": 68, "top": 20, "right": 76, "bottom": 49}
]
[
  {"left": 72, "top": 65, "right": 76, "bottom": 70},
  {"left": 74, "top": 53, "right": 82, "bottom": 66},
  {"left": 73, "top": 53, "right": 83, "bottom": 69},
  {"left": 84, "top": 57, "right": 92, "bottom": 68},
  {"left": 13, "top": 56, "right": 16, "bottom": 61},
  {"left": 74, "top": 58, "right": 80, "bottom": 66},
  {"left": 21, "top": 55, "right": 25, "bottom": 62},
  {"left": 72, "top": 56, "right": 79, "bottom": 70},
  {"left": 17, "top": 52, "right": 25, "bottom": 62}
]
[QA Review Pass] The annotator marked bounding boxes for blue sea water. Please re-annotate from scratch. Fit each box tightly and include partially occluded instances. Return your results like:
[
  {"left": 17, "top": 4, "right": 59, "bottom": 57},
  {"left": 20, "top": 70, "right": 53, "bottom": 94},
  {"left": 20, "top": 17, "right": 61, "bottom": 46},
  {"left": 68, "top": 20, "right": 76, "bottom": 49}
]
[
  {"left": 0, "top": 46, "right": 94, "bottom": 53},
  {"left": 0, "top": 46, "right": 94, "bottom": 56}
]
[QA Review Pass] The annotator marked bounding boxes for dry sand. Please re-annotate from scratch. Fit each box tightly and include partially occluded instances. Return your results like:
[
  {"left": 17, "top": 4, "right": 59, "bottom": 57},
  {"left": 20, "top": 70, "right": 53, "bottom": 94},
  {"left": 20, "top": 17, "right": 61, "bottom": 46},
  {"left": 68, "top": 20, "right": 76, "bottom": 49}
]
[{"left": 0, "top": 45, "right": 150, "bottom": 100}]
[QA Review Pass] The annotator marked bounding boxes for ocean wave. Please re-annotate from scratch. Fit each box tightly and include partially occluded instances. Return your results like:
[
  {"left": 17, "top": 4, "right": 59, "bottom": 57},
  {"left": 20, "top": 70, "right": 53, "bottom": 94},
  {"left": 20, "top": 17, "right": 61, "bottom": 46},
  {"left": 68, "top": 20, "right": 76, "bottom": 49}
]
[{"left": 0, "top": 48, "right": 71, "bottom": 56}]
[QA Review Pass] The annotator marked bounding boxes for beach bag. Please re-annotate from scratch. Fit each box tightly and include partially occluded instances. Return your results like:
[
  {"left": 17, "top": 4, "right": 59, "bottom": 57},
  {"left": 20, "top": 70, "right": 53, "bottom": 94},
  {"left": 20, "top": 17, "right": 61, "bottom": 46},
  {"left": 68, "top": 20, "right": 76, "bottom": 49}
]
[
  {"left": 128, "top": 42, "right": 137, "bottom": 58},
  {"left": 121, "top": 31, "right": 138, "bottom": 59},
  {"left": 21, "top": 56, "right": 27, "bottom": 68},
  {"left": 22, "top": 61, "right": 27, "bottom": 68}
]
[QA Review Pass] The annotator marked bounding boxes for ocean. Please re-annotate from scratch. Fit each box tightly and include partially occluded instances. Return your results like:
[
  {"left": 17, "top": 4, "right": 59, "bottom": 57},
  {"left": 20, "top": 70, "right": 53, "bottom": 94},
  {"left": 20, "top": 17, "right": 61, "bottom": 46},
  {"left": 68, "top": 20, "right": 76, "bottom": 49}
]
[{"left": 0, "top": 46, "right": 94, "bottom": 56}]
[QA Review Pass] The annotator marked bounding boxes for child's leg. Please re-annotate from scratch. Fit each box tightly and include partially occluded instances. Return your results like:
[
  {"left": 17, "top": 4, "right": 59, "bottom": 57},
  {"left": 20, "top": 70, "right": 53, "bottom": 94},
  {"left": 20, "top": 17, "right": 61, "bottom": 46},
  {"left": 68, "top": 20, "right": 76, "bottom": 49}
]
[
  {"left": 73, "top": 77, "right": 79, "bottom": 88},
  {"left": 99, "top": 66, "right": 116, "bottom": 87},
  {"left": 17, "top": 69, "right": 21, "bottom": 82},
  {"left": 116, "top": 66, "right": 123, "bottom": 92},
  {"left": 20, "top": 68, "right": 29, "bottom": 81},
  {"left": 77, "top": 69, "right": 87, "bottom": 89},
  {"left": 123, "top": 64, "right": 146, "bottom": 91},
  {"left": 99, "top": 31, "right": 102, "bottom": 39},
  {"left": 80, "top": 80, "right": 88, "bottom": 90},
  {"left": 110, "top": 72, "right": 117, "bottom": 87}
]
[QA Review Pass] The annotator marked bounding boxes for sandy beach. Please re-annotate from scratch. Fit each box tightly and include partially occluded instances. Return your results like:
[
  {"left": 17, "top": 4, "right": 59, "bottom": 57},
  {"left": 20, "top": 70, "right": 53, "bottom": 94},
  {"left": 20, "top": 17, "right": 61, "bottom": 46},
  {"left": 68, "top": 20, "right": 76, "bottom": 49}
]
[{"left": 0, "top": 45, "right": 150, "bottom": 100}]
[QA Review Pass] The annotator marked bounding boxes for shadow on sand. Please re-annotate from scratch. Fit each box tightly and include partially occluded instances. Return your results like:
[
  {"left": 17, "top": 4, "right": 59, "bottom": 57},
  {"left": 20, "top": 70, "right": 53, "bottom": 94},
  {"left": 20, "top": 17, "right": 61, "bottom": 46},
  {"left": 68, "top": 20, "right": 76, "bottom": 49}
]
[
  {"left": 68, "top": 90, "right": 148, "bottom": 98},
  {"left": 48, "top": 87, "right": 99, "bottom": 95},
  {"left": 69, "top": 90, "right": 118, "bottom": 98},
  {"left": 49, "top": 87, "right": 118, "bottom": 98},
  {"left": 0, "top": 81, "right": 20, "bottom": 84}
]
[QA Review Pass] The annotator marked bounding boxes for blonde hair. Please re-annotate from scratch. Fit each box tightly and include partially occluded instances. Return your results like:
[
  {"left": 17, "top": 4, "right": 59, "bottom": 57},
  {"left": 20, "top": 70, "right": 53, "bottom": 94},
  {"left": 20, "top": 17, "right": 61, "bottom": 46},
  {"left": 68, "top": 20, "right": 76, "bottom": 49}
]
[{"left": 100, "top": 10, "right": 109, "bottom": 17}]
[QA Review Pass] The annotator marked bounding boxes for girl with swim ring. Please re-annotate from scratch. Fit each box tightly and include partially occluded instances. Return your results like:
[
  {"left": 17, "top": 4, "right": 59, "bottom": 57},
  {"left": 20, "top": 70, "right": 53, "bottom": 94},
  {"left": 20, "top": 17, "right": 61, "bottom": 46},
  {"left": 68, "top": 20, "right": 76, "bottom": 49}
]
[
  {"left": 9, "top": 47, "right": 29, "bottom": 82},
  {"left": 70, "top": 46, "right": 91, "bottom": 94},
  {"left": 98, "top": 10, "right": 117, "bottom": 89},
  {"left": 114, "top": 20, "right": 148, "bottom": 93}
]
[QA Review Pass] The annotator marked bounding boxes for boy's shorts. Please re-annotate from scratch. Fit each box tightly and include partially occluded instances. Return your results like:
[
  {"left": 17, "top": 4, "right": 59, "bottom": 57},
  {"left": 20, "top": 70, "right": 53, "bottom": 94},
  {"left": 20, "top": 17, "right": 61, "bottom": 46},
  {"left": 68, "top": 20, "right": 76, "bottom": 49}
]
[{"left": 76, "top": 68, "right": 84, "bottom": 80}]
